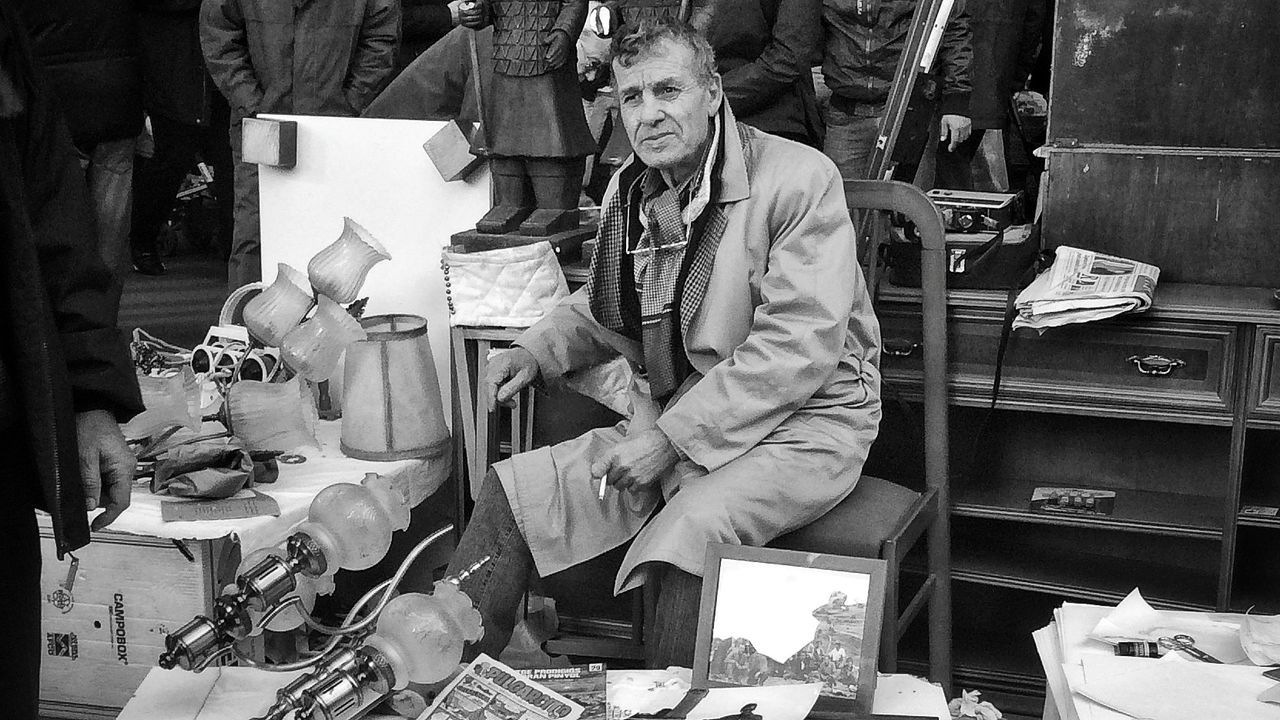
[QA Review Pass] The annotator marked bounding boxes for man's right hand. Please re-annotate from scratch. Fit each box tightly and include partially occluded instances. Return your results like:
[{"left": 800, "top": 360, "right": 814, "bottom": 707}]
[
  {"left": 485, "top": 347, "right": 540, "bottom": 412},
  {"left": 458, "top": 0, "right": 485, "bottom": 28}
]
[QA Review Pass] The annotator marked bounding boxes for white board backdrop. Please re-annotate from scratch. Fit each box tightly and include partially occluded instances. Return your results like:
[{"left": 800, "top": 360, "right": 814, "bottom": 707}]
[{"left": 258, "top": 115, "right": 491, "bottom": 422}]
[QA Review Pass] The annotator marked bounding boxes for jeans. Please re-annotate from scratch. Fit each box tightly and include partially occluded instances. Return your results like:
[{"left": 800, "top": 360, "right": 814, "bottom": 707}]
[
  {"left": 426, "top": 471, "right": 702, "bottom": 667},
  {"left": 227, "top": 121, "right": 261, "bottom": 292},
  {"left": 822, "top": 106, "right": 882, "bottom": 182},
  {"left": 86, "top": 138, "right": 136, "bottom": 276}
]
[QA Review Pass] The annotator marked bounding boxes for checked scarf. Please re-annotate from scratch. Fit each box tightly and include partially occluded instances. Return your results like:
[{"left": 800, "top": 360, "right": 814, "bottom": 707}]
[{"left": 587, "top": 116, "right": 734, "bottom": 404}]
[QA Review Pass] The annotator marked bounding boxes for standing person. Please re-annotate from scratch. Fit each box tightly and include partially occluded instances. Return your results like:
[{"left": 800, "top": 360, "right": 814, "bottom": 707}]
[
  {"left": 406, "top": 18, "right": 881, "bottom": 668},
  {"left": 933, "top": 0, "right": 1046, "bottom": 190},
  {"left": 704, "top": 0, "right": 825, "bottom": 147},
  {"left": 396, "top": 0, "right": 466, "bottom": 75},
  {"left": 131, "top": 0, "right": 236, "bottom": 275},
  {"left": 14, "top": 0, "right": 144, "bottom": 277},
  {"left": 200, "top": 0, "right": 400, "bottom": 291},
  {"left": 820, "top": 0, "right": 973, "bottom": 181},
  {"left": 0, "top": 4, "right": 144, "bottom": 718}
]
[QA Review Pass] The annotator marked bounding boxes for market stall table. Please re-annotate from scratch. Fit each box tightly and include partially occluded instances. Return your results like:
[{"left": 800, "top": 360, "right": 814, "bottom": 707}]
[
  {"left": 117, "top": 666, "right": 952, "bottom": 720},
  {"left": 37, "top": 421, "right": 450, "bottom": 719}
]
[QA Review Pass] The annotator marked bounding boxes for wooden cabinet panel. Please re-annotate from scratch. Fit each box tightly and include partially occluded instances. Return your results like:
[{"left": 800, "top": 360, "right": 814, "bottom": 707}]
[
  {"left": 879, "top": 306, "right": 1235, "bottom": 419},
  {"left": 1248, "top": 327, "right": 1280, "bottom": 423}
]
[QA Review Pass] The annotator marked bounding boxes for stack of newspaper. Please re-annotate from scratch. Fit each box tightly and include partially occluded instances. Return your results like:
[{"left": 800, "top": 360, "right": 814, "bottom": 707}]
[{"left": 1014, "top": 246, "right": 1160, "bottom": 331}]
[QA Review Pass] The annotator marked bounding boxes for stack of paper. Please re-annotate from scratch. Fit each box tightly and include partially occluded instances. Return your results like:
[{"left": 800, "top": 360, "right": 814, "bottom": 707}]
[{"left": 1033, "top": 589, "right": 1280, "bottom": 720}]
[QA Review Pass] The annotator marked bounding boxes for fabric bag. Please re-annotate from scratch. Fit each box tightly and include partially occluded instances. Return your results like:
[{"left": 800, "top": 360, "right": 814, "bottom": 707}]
[{"left": 442, "top": 241, "right": 570, "bottom": 327}]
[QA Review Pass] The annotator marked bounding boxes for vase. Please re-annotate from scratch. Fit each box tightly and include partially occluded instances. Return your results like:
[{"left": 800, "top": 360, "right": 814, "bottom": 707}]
[
  {"left": 341, "top": 314, "right": 450, "bottom": 461},
  {"left": 279, "top": 296, "right": 367, "bottom": 381},
  {"left": 242, "top": 264, "right": 313, "bottom": 347},
  {"left": 225, "top": 377, "right": 318, "bottom": 452},
  {"left": 307, "top": 217, "right": 391, "bottom": 304}
]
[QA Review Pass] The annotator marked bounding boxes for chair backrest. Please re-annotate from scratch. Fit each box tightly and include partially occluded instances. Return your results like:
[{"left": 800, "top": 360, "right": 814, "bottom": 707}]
[{"left": 844, "top": 180, "right": 951, "bottom": 690}]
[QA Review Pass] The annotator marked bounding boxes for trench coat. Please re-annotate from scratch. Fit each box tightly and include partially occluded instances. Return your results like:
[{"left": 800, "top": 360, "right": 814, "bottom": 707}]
[{"left": 499, "top": 105, "right": 883, "bottom": 594}]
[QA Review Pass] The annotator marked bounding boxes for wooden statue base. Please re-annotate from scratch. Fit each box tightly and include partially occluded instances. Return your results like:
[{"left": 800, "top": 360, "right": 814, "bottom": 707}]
[{"left": 450, "top": 226, "right": 596, "bottom": 263}]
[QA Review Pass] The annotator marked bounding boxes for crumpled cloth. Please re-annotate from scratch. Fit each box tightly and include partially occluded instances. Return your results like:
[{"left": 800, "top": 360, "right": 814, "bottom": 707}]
[{"left": 151, "top": 441, "right": 278, "bottom": 499}]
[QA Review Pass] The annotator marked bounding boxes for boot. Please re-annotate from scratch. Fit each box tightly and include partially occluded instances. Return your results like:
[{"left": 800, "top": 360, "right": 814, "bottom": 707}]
[
  {"left": 517, "top": 157, "right": 584, "bottom": 236},
  {"left": 476, "top": 157, "right": 535, "bottom": 234}
]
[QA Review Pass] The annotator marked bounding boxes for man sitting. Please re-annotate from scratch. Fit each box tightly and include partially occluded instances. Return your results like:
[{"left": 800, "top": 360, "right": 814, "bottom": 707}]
[{"left": 419, "top": 17, "right": 882, "bottom": 668}]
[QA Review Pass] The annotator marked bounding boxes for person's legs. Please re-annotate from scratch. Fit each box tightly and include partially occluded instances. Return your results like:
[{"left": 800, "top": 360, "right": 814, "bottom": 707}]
[
  {"left": 202, "top": 94, "right": 236, "bottom": 258},
  {"left": 425, "top": 470, "right": 535, "bottom": 661},
  {"left": 644, "top": 562, "right": 702, "bottom": 669},
  {"left": 0, "top": 435, "right": 43, "bottom": 720},
  {"left": 87, "top": 137, "right": 136, "bottom": 277},
  {"left": 227, "top": 121, "right": 262, "bottom": 291},
  {"left": 822, "top": 107, "right": 882, "bottom": 182},
  {"left": 933, "top": 129, "right": 985, "bottom": 191},
  {"left": 131, "top": 115, "right": 202, "bottom": 273}
]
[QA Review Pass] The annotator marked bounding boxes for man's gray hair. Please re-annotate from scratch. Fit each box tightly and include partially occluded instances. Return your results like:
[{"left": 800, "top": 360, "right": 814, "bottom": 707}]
[{"left": 609, "top": 17, "right": 718, "bottom": 87}]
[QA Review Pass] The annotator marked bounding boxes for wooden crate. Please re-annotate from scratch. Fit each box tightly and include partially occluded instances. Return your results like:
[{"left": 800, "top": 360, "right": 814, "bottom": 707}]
[{"left": 37, "top": 515, "right": 238, "bottom": 719}]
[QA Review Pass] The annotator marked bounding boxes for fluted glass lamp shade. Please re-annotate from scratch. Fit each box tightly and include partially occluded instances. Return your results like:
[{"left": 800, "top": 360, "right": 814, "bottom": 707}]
[
  {"left": 294, "top": 472, "right": 411, "bottom": 573},
  {"left": 279, "top": 295, "right": 367, "bottom": 381},
  {"left": 341, "top": 314, "right": 450, "bottom": 461},
  {"left": 225, "top": 377, "right": 318, "bottom": 452},
  {"left": 242, "top": 264, "right": 313, "bottom": 347},
  {"left": 363, "top": 582, "right": 484, "bottom": 689},
  {"left": 308, "top": 217, "right": 391, "bottom": 304}
]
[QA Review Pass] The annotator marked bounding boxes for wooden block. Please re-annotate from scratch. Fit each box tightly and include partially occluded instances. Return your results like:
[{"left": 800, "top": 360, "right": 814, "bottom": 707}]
[
  {"left": 449, "top": 226, "right": 595, "bottom": 263},
  {"left": 242, "top": 117, "right": 298, "bottom": 168},
  {"left": 37, "top": 516, "right": 237, "bottom": 715},
  {"left": 424, "top": 119, "right": 486, "bottom": 182}
]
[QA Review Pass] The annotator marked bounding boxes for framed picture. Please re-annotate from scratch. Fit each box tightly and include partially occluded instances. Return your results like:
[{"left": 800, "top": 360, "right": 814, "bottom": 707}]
[{"left": 692, "top": 544, "right": 888, "bottom": 716}]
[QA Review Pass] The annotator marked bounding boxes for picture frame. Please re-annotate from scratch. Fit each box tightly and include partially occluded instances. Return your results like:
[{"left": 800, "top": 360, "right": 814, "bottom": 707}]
[{"left": 692, "top": 544, "right": 888, "bottom": 716}]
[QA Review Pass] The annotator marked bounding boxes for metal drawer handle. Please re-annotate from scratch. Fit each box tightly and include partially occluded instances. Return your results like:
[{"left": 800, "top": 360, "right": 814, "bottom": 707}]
[
  {"left": 884, "top": 339, "right": 921, "bottom": 357},
  {"left": 1127, "top": 354, "right": 1186, "bottom": 376}
]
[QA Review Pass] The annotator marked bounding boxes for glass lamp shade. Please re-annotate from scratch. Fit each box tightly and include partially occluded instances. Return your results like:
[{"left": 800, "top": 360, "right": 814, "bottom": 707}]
[
  {"left": 308, "top": 217, "right": 391, "bottom": 304},
  {"left": 294, "top": 472, "right": 411, "bottom": 574},
  {"left": 242, "top": 264, "right": 314, "bottom": 347},
  {"left": 280, "top": 296, "right": 367, "bottom": 381},
  {"left": 225, "top": 377, "right": 319, "bottom": 452},
  {"left": 341, "top": 315, "right": 450, "bottom": 461},
  {"left": 364, "top": 582, "right": 484, "bottom": 688},
  {"left": 122, "top": 367, "right": 201, "bottom": 440}
]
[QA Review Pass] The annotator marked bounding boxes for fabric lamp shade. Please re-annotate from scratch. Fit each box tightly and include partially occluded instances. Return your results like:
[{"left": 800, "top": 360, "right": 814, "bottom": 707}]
[{"left": 341, "top": 314, "right": 450, "bottom": 461}]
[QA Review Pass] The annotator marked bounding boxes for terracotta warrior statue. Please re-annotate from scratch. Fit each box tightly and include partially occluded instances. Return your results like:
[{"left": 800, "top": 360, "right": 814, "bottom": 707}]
[{"left": 461, "top": 0, "right": 597, "bottom": 236}]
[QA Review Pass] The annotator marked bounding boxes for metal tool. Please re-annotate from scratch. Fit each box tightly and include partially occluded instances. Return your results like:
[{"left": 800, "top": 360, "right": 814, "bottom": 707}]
[{"left": 1157, "top": 634, "right": 1223, "bottom": 663}]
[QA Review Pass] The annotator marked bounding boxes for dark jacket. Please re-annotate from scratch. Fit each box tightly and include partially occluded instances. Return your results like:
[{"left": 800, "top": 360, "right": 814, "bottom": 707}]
[
  {"left": 821, "top": 0, "right": 972, "bottom": 117},
  {"left": 397, "top": 0, "right": 457, "bottom": 72},
  {"left": 705, "top": 0, "right": 824, "bottom": 145},
  {"left": 14, "top": 0, "right": 143, "bottom": 150},
  {"left": 0, "top": 5, "right": 144, "bottom": 558},
  {"left": 200, "top": 0, "right": 401, "bottom": 122},
  {"left": 967, "top": 0, "right": 1045, "bottom": 129},
  {"left": 138, "top": 0, "right": 222, "bottom": 127}
]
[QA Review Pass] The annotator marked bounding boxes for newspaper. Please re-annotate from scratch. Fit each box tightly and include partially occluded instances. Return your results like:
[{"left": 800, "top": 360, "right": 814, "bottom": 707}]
[
  {"left": 1013, "top": 246, "right": 1159, "bottom": 331},
  {"left": 418, "top": 655, "right": 584, "bottom": 720}
]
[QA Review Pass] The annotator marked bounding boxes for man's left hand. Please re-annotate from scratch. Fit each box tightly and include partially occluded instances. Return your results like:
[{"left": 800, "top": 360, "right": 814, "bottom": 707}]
[
  {"left": 75, "top": 410, "right": 135, "bottom": 531},
  {"left": 546, "top": 30, "right": 572, "bottom": 69},
  {"left": 590, "top": 428, "right": 680, "bottom": 494},
  {"left": 940, "top": 114, "right": 973, "bottom": 151}
]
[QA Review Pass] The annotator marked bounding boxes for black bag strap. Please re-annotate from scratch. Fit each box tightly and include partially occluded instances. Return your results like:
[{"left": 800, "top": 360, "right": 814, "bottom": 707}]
[{"left": 966, "top": 240, "right": 1054, "bottom": 482}]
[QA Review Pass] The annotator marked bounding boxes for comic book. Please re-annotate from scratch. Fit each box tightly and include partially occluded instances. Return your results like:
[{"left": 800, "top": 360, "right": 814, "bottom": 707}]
[
  {"left": 418, "top": 655, "right": 585, "bottom": 720},
  {"left": 516, "top": 663, "right": 607, "bottom": 720}
]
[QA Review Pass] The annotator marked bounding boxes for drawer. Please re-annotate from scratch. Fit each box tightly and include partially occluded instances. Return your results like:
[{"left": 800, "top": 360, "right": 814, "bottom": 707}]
[
  {"left": 879, "top": 306, "right": 1236, "bottom": 418},
  {"left": 1249, "top": 327, "right": 1280, "bottom": 422}
]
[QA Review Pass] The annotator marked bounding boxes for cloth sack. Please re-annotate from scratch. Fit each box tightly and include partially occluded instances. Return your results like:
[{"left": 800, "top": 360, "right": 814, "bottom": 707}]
[{"left": 442, "top": 241, "right": 570, "bottom": 327}]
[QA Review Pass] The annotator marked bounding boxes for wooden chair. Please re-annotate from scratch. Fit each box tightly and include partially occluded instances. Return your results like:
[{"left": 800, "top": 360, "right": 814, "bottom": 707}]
[{"left": 456, "top": 181, "right": 951, "bottom": 690}]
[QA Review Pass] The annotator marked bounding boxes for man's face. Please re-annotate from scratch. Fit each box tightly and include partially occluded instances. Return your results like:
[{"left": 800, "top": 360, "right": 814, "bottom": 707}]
[{"left": 612, "top": 39, "right": 722, "bottom": 180}]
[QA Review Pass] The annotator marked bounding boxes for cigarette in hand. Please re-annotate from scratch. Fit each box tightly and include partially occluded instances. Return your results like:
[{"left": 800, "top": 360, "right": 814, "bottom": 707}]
[{"left": 597, "top": 475, "right": 608, "bottom": 501}]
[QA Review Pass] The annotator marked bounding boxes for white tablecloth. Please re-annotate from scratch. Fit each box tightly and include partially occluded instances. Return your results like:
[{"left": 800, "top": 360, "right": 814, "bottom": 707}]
[
  {"left": 119, "top": 666, "right": 949, "bottom": 720},
  {"left": 99, "top": 421, "right": 451, "bottom": 557}
]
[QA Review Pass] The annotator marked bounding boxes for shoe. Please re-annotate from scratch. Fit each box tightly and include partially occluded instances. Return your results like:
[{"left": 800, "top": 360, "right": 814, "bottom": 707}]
[{"left": 132, "top": 253, "right": 166, "bottom": 276}]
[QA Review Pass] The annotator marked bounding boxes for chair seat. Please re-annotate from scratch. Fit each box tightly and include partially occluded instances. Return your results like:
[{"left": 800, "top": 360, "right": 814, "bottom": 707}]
[{"left": 769, "top": 476, "right": 921, "bottom": 557}]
